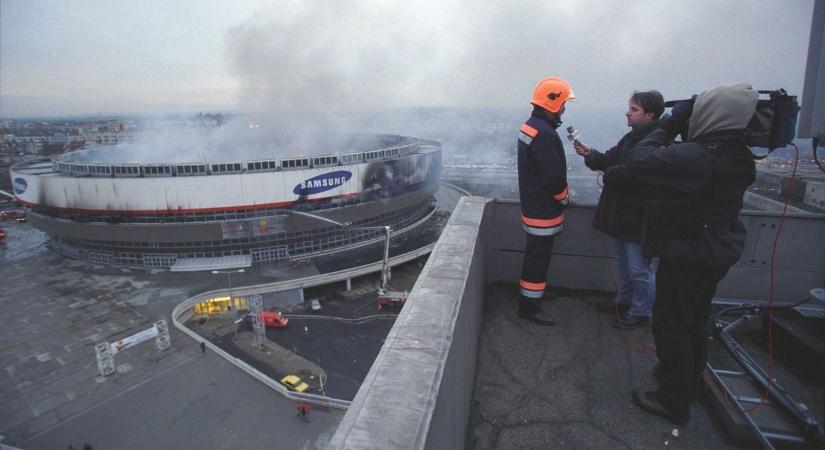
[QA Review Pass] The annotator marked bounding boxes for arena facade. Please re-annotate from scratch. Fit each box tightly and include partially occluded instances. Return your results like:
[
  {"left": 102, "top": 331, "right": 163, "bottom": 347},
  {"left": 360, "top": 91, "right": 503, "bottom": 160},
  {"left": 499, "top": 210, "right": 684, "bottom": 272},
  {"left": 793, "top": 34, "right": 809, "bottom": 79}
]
[{"left": 10, "top": 133, "right": 441, "bottom": 269}]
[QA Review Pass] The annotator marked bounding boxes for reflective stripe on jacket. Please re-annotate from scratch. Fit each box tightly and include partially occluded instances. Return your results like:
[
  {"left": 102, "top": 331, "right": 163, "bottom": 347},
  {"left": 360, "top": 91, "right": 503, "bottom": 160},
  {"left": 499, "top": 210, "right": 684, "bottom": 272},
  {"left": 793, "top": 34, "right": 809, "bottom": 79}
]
[{"left": 519, "top": 279, "right": 546, "bottom": 298}]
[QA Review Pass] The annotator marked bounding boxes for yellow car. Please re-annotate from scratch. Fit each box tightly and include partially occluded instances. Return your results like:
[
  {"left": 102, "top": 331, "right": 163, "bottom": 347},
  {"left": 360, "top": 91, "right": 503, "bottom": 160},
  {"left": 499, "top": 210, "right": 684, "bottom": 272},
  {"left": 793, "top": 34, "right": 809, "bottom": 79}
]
[{"left": 280, "top": 375, "right": 309, "bottom": 393}]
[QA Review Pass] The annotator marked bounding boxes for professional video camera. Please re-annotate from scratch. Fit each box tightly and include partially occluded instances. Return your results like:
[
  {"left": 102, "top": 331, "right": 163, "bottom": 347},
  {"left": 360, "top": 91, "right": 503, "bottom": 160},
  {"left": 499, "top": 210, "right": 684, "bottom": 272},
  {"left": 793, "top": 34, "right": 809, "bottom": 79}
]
[{"left": 665, "top": 89, "right": 800, "bottom": 153}]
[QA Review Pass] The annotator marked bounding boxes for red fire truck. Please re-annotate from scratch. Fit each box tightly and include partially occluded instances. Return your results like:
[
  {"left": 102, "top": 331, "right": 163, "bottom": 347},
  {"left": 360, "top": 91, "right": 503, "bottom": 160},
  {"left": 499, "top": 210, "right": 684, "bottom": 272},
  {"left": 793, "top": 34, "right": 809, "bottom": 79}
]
[
  {"left": 258, "top": 310, "right": 289, "bottom": 328},
  {"left": 377, "top": 287, "right": 408, "bottom": 310}
]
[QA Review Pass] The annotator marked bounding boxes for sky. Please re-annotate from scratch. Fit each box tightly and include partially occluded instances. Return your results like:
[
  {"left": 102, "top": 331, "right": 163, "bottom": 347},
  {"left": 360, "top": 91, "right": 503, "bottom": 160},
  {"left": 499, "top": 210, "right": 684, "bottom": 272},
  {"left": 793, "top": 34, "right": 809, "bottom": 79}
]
[{"left": 0, "top": 0, "right": 817, "bottom": 119}]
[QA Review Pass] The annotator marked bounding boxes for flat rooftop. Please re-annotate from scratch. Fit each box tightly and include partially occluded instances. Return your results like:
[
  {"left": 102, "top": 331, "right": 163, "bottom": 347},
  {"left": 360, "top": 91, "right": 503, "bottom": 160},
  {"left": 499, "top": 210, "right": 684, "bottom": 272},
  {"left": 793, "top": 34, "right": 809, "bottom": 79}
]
[{"left": 468, "top": 283, "right": 824, "bottom": 449}]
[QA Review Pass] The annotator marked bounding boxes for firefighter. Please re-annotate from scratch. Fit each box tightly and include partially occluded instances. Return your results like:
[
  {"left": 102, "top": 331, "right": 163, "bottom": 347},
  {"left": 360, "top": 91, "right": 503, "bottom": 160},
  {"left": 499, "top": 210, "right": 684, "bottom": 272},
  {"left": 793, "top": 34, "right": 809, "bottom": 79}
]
[
  {"left": 604, "top": 84, "right": 759, "bottom": 424},
  {"left": 516, "top": 76, "right": 575, "bottom": 326}
]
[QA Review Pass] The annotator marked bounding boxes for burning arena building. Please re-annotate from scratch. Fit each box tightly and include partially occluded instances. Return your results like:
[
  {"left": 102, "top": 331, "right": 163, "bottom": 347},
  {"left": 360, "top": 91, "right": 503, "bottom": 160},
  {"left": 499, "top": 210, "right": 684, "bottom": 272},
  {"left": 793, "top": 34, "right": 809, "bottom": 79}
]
[{"left": 10, "top": 130, "right": 441, "bottom": 269}]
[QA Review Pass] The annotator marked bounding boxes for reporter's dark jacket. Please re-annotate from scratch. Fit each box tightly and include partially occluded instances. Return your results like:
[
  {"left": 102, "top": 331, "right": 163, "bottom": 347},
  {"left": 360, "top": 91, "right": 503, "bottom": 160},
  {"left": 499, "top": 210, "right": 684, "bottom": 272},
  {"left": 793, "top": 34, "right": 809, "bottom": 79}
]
[
  {"left": 585, "top": 120, "right": 659, "bottom": 243},
  {"left": 517, "top": 109, "right": 569, "bottom": 236},
  {"left": 603, "top": 84, "right": 758, "bottom": 266}
]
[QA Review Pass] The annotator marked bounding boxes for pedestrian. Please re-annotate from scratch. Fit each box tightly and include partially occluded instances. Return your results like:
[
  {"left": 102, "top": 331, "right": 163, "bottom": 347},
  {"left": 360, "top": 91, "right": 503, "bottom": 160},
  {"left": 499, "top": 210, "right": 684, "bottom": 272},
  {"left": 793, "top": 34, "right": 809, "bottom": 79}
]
[
  {"left": 516, "top": 76, "right": 576, "bottom": 325},
  {"left": 604, "top": 84, "right": 758, "bottom": 425},
  {"left": 200, "top": 341, "right": 206, "bottom": 354},
  {"left": 574, "top": 90, "right": 665, "bottom": 328},
  {"left": 300, "top": 402, "right": 308, "bottom": 422},
  {"left": 303, "top": 402, "right": 312, "bottom": 423}
]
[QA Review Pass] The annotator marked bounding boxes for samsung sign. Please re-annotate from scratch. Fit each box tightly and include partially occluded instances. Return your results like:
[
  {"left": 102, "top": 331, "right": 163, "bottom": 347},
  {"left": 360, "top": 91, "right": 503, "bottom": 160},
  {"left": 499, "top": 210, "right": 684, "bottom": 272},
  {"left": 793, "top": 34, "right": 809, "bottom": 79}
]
[
  {"left": 13, "top": 177, "right": 27, "bottom": 195},
  {"left": 294, "top": 171, "right": 352, "bottom": 195}
]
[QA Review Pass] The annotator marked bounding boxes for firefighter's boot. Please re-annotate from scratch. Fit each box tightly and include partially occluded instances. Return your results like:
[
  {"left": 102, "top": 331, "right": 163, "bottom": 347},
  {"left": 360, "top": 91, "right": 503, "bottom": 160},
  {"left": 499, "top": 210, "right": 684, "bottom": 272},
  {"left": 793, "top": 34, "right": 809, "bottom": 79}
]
[{"left": 518, "top": 298, "right": 556, "bottom": 326}]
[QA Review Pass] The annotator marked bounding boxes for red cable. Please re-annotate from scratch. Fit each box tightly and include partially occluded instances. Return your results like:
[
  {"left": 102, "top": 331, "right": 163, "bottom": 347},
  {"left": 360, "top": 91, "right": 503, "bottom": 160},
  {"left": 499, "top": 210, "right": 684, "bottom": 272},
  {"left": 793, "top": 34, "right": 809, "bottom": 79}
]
[
  {"left": 741, "top": 144, "right": 798, "bottom": 414},
  {"left": 594, "top": 171, "right": 657, "bottom": 361}
]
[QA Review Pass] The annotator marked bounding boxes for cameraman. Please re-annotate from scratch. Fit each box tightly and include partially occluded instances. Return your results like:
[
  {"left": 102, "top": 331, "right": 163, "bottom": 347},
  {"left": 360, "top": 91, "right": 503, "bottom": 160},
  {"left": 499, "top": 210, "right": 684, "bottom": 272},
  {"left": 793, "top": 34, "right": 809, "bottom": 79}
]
[{"left": 603, "top": 84, "right": 758, "bottom": 424}]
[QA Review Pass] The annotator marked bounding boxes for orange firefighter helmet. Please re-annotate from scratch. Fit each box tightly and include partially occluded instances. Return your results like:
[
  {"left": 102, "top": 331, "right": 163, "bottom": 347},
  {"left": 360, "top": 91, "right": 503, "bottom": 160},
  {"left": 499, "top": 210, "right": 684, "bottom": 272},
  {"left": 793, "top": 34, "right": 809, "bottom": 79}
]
[{"left": 530, "top": 77, "right": 576, "bottom": 113}]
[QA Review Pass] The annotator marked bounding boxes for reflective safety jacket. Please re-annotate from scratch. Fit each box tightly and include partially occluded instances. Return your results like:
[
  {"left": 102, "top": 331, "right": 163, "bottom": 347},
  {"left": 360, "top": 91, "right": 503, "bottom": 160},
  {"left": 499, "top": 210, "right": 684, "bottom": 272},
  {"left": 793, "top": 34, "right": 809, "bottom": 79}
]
[{"left": 517, "top": 110, "right": 569, "bottom": 236}]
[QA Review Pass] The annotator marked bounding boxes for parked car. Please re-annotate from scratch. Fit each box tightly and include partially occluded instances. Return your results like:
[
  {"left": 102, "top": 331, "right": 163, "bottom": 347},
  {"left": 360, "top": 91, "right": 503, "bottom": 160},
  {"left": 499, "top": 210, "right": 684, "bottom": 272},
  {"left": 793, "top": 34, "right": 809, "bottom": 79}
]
[
  {"left": 280, "top": 375, "right": 309, "bottom": 393},
  {"left": 309, "top": 298, "right": 322, "bottom": 313}
]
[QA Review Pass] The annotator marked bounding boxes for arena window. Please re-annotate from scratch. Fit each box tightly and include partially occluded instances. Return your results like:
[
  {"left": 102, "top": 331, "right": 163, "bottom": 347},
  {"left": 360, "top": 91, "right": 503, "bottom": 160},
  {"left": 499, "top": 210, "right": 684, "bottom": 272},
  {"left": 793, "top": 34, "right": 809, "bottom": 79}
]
[{"left": 281, "top": 158, "right": 308, "bottom": 169}]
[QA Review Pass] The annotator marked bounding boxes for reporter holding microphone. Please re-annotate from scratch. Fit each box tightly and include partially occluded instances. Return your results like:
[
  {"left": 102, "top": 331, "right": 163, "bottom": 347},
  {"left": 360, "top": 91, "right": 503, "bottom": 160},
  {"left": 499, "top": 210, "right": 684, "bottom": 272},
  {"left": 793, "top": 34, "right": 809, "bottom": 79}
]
[{"left": 573, "top": 91, "right": 665, "bottom": 329}]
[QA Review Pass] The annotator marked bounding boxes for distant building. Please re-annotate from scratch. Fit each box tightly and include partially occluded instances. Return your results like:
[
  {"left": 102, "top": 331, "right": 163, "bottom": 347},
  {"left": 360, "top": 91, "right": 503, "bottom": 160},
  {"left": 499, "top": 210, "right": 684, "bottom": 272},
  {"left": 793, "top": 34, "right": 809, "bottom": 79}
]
[{"left": 11, "top": 134, "right": 442, "bottom": 269}]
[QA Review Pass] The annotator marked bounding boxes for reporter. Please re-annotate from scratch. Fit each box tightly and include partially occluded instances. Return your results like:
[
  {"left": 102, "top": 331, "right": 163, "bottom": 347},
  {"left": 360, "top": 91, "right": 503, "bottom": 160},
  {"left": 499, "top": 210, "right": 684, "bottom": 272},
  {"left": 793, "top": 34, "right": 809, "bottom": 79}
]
[{"left": 575, "top": 91, "right": 664, "bottom": 328}]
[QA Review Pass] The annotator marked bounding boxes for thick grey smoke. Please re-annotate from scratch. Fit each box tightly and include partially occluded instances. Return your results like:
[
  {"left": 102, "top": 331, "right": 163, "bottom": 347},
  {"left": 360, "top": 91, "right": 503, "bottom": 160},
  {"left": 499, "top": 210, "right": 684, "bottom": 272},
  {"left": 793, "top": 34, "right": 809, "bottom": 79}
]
[
  {"left": 73, "top": 0, "right": 812, "bottom": 163},
  {"left": 67, "top": 121, "right": 413, "bottom": 164},
  {"left": 225, "top": 0, "right": 811, "bottom": 115},
  {"left": 219, "top": 0, "right": 811, "bottom": 161},
  {"left": 223, "top": 0, "right": 462, "bottom": 134}
]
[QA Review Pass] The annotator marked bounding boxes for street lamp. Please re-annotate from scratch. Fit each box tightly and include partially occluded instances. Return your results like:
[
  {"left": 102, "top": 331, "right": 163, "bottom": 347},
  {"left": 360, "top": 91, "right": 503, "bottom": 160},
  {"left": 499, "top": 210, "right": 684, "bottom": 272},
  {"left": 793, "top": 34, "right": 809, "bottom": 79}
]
[
  {"left": 287, "top": 210, "right": 393, "bottom": 290},
  {"left": 212, "top": 268, "right": 245, "bottom": 338}
]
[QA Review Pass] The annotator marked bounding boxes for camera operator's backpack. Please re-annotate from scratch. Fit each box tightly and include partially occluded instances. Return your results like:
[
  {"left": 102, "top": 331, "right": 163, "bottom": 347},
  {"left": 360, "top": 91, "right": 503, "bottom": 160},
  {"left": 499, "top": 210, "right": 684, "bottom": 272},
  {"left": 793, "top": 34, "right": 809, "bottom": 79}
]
[{"left": 744, "top": 89, "right": 800, "bottom": 150}]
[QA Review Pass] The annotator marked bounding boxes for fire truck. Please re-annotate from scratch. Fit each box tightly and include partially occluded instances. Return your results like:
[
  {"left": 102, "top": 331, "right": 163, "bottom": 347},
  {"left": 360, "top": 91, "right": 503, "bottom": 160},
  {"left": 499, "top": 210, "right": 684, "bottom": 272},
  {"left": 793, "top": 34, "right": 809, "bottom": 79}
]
[
  {"left": 375, "top": 226, "right": 409, "bottom": 310},
  {"left": 377, "top": 287, "right": 409, "bottom": 310},
  {"left": 257, "top": 310, "right": 288, "bottom": 328}
]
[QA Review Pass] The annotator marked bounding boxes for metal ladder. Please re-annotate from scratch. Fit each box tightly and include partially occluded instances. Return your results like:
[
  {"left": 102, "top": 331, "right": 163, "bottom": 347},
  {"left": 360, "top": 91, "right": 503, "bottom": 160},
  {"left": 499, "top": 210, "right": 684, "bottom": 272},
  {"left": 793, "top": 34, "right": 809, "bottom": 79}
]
[{"left": 709, "top": 309, "right": 823, "bottom": 449}]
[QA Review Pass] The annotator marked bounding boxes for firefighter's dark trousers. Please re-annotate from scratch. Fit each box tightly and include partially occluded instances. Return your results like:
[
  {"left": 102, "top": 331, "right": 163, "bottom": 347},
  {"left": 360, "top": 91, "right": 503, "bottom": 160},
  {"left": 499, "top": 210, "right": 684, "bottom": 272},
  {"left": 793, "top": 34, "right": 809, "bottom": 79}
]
[
  {"left": 652, "top": 258, "right": 730, "bottom": 420},
  {"left": 519, "top": 233, "right": 555, "bottom": 299}
]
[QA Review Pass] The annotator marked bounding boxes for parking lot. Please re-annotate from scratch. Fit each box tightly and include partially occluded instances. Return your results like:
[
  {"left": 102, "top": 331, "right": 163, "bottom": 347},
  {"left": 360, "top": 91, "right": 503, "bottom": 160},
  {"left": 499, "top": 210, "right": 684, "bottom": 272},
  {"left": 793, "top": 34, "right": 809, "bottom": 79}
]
[{"left": 268, "top": 293, "right": 399, "bottom": 399}]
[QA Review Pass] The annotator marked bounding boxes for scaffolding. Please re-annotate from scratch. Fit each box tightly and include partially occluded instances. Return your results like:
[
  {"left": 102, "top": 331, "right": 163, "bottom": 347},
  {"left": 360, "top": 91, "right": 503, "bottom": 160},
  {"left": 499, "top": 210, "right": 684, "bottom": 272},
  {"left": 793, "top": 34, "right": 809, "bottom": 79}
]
[{"left": 249, "top": 295, "right": 266, "bottom": 350}]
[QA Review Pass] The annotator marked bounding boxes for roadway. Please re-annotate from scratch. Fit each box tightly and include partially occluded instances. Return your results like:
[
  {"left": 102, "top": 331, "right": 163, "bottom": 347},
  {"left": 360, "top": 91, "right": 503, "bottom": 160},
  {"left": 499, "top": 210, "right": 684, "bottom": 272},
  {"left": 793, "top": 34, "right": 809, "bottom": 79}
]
[{"left": 21, "top": 348, "right": 341, "bottom": 450}]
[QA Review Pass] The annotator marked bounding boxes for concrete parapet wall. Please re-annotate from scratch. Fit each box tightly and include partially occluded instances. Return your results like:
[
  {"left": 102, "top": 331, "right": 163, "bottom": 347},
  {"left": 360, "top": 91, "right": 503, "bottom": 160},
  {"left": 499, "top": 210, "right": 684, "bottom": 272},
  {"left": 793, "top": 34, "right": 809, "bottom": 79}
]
[
  {"left": 485, "top": 200, "right": 619, "bottom": 291},
  {"left": 329, "top": 197, "right": 492, "bottom": 449},
  {"left": 330, "top": 197, "right": 825, "bottom": 448},
  {"left": 488, "top": 200, "right": 825, "bottom": 302},
  {"left": 743, "top": 191, "right": 810, "bottom": 214},
  {"left": 732, "top": 211, "right": 825, "bottom": 301}
]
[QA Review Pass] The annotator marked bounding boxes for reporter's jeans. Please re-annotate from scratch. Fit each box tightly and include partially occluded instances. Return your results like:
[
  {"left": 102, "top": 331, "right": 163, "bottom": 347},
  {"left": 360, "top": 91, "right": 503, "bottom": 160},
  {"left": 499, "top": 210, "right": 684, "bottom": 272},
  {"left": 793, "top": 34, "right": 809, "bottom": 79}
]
[{"left": 613, "top": 238, "right": 655, "bottom": 317}]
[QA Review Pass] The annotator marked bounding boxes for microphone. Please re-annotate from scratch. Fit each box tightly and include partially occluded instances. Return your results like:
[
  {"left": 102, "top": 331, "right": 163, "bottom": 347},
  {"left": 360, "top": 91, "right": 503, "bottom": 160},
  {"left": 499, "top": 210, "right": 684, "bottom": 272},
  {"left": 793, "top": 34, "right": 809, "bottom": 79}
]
[{"left": 566, "top": 126, "right": 581, "bottom": 145}]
